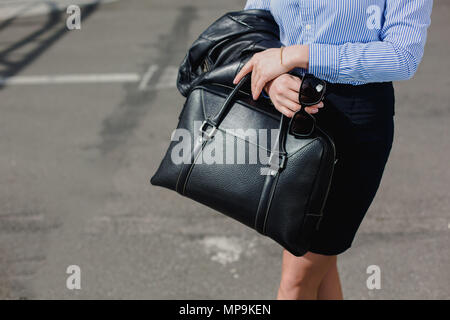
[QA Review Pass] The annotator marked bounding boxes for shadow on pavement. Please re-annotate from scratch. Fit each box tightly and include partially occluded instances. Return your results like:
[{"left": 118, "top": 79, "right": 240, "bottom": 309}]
[{"left": 0, "top": 1, "right": 100, "bottom": 89}]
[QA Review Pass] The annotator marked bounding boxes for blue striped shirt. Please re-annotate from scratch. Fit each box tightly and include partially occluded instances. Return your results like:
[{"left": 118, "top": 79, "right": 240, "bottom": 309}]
[{"left": 244, "top": 0, "right": 433, "bottom": 85}]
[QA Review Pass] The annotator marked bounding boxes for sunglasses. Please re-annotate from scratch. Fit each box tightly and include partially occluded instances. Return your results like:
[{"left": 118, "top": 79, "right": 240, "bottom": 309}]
[{"left": 288, "top": 73, "right": 327, "bottom": 137}]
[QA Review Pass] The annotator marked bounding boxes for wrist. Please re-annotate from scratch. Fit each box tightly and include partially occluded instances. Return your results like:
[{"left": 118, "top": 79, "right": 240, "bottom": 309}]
[{"left": 284, "top": 45, "right": 309, "bottom": 70}]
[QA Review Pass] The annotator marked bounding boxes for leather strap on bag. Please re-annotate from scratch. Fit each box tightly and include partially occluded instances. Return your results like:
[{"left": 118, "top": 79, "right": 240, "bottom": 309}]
[
  {"left": 254, "top": 114, "right": 289, "bottom": 235},
  {"left": 176, "top": 74, "right": 290, "bottom": 235},
  {"left": 176, "top": 74, "right": 251, "bottom": 194},
  {"left": 175, "top": 74, "right": 251, "bottom": 195}
]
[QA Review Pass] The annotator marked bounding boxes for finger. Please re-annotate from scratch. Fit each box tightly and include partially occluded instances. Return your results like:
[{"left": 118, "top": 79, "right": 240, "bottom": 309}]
[
  {"left": 304, "top": 107, "right": 319, "bottom": 114},
  {"left": 253, "top": 77, "right": 267, "bottom": 100},
  {"left": 286, "top": 75, "right": 302, "bottom": 91},
  {"left": 275, "top": 105, "right": 295, "bottom": 118},
  {"left": 234, "top": 60, "right": 253, "bottom": 84},
  {"left": 280, "top": 88, "right": 301, "bottom": 103},
  {"left": 252, "top": 70, "right": 264, "bottom": 100},
  {"left": 264, "top": 80, "right": 273, "bottom": 93},
  {"left": 277, "top": 96, "right": 302, "bottom": 113},
  {"left": 305, "top": 102, "right": 324, "bottom": 111},
  {"left": 233, "top": 60, "right": 254, "bottom": 84},
  {"left": 251, "top": 69, "right": 258, "bottom": 99},
  {"left": 311, "top": 102, "right": 324, "bottom": 109}
]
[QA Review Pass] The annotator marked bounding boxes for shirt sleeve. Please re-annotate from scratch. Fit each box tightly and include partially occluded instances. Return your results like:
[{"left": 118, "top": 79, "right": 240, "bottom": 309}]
[
  {"left": 308, "top": 0, "right": 433, "bottom": 83},
  {"left": 244, "top": 0, "right": 271, "bottom": 11}
]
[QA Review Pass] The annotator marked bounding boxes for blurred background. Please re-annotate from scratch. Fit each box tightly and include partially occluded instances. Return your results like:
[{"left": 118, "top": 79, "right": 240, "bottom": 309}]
[{"left": 0, "top": 0, "right": 448, "bottom": 299}]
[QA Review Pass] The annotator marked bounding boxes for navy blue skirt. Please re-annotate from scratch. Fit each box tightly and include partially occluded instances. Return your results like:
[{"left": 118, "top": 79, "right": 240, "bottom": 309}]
[{"left": 309, "top": 81, "right": 395, "bottom": 255}]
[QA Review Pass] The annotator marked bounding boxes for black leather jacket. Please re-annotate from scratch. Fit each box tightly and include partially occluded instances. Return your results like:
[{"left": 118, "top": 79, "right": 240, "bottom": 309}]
[{"left": 177, "top": 9, "right": 282, "bottom": 97}]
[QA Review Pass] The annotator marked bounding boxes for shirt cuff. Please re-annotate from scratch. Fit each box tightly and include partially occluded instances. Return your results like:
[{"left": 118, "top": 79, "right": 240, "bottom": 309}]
[{"left": 308, "top": 43, "right": 341, "bottom": 83}]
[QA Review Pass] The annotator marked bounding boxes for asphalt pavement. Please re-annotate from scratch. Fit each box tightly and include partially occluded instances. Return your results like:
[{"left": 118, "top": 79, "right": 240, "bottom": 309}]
[{"left": 0, "top": 0, "right": 449, "bottom": 299}]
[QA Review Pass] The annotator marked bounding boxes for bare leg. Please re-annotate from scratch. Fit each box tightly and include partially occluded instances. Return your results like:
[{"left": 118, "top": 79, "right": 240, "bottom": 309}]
[
  {"left": 277, "top": 250, "right": 336, "bottom": 300},
  {"left": 317, "top": 258, "right": 343, "bottom": 300}
]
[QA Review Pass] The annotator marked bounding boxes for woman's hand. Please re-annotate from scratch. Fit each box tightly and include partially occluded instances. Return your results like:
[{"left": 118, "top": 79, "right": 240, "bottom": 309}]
[
  {"left": 233, "top": 48, "right": 289, "bottom": 100},
  {"left": 233, "top": 45, "right": 309, "bottom": 100},
  {"left": 264, "top": 74, "right": 324, "bottom": 118}
]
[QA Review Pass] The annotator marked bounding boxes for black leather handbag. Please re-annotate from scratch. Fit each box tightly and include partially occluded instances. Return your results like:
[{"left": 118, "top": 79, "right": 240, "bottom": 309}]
[{"left": 151, "top": 75, "right": 336, "bottom": 256}]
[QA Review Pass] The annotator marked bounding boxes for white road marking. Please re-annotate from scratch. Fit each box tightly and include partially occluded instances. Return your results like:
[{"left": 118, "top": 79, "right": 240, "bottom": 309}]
[
  {"left": 138, "top": 65, "right": 158, "bottom": 91},
  {"left": 0, "top": 0, "right": 119, "bottom": 21},
  {"left": 153, "top": 66, "right": 178, "bottom": 90},
  {"left": 0, "top": 65, "right": 179, "bottom": 90},
  {"left": 0, "top": 73, "right": 141, "bottom": 85}
]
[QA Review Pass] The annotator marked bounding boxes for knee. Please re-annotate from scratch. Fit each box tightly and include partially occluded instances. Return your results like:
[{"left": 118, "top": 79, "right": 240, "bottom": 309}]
[
  {"left": 279, "top": 267, "right": 322, "bottom": 293},
  {"left": 278, "top": 252, "right": 338, "bottom": 298}
]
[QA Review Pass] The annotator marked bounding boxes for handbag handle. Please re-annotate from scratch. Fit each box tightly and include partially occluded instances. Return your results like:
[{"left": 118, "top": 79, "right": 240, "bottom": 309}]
[
  {"left": 208, "top": 74, "right": 252, "bottom": 126},
  {"left": 200, "top": 73, "right": 289, "bottom": 168}
]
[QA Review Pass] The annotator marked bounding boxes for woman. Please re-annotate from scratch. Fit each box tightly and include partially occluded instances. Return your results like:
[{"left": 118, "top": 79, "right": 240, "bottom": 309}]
[{"left": 234, "top": 0, "right": 433, "bottom": 300}]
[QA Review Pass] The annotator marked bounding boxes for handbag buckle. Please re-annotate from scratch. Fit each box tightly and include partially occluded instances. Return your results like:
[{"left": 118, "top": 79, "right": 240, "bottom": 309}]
[
  {"left": 199, "top": 120, "right": 217, "bottom": 141},
  {"left": 268, "top": 152, "right": 287, "bottom": 175}
]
